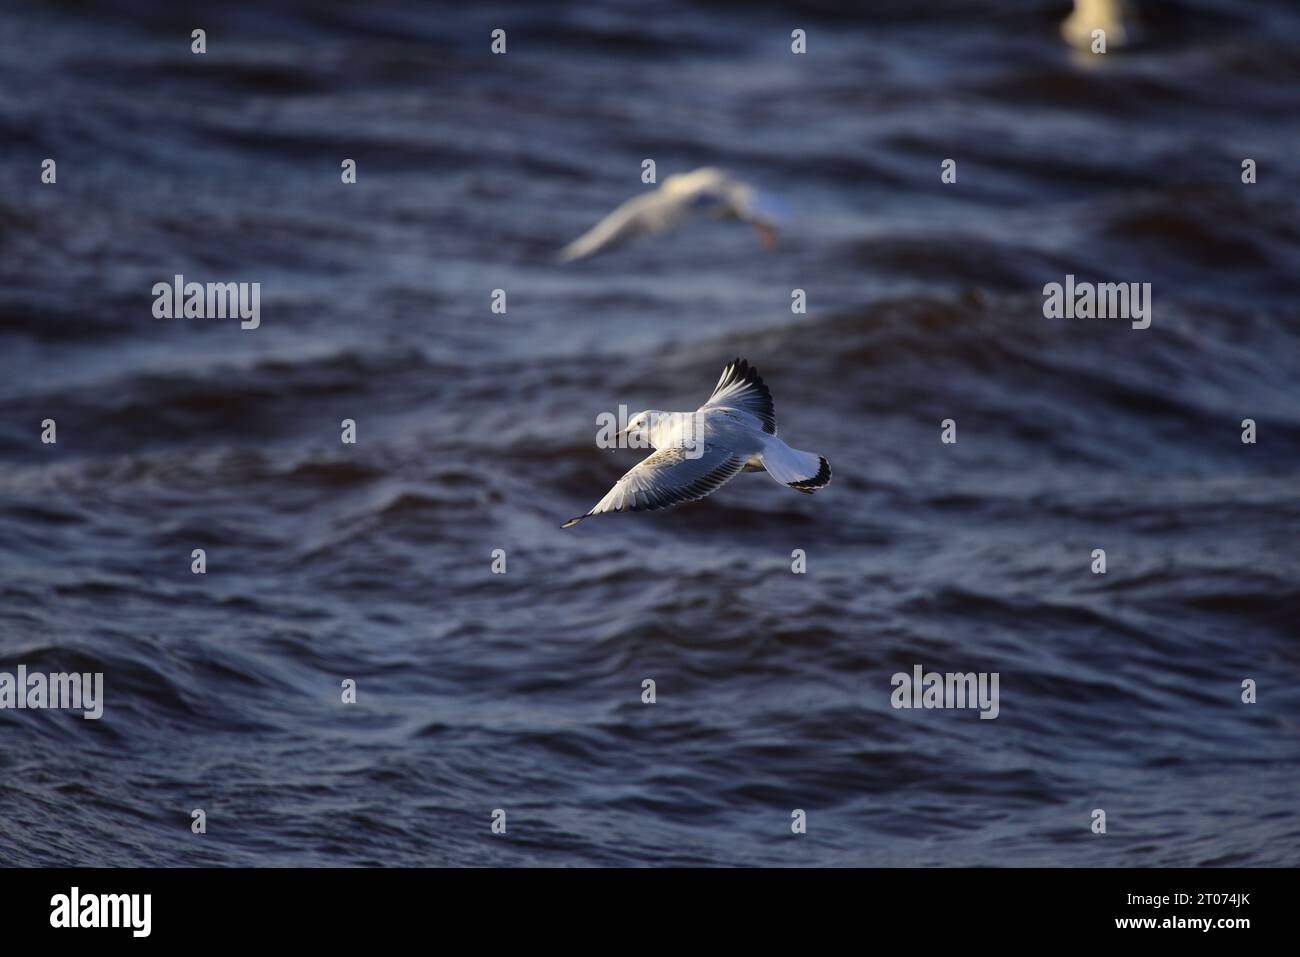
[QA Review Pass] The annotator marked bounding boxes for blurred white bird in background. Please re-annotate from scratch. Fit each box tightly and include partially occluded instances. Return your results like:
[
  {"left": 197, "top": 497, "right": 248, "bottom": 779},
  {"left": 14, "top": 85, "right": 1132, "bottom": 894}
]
[
  {"left": 1063, "top": 0, "right": 1142, "bottom": 52},
  {"left": 558, "top": 168, "right": 787, "bottom": 263}
]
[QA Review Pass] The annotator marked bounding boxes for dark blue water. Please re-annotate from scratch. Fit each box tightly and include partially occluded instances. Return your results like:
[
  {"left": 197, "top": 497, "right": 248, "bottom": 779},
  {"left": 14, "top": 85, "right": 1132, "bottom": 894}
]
[{"left": 1, "top": 0, "right": 1298, "bottom": 866}]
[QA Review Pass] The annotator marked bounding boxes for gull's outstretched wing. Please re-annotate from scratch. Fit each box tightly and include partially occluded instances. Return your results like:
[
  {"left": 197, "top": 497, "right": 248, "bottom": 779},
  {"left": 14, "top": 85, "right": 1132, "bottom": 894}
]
[
  {"left": 559, "top": 169, "right": 785, "bottom": 263},
  {"left": 558, "top": 190, "right": 689, "bottom": 263},
  {"left": 562, "top": 445, "right": 746, "bottom": 527},
  {"left": 700, "top": 358, "right": 777, "bottom": 434}
]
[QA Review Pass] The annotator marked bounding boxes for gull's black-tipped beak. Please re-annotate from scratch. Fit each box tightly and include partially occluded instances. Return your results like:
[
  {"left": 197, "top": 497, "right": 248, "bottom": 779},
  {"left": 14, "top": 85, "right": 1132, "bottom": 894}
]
[{"left": 561, "top": 515, "right": 586, "bottom": 529}]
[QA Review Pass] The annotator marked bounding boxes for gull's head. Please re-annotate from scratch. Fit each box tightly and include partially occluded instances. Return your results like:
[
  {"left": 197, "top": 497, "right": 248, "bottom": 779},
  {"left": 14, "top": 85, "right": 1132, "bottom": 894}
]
[
  {"left": 620, "top": 410, "right": 661, "bottom": 447},
  {"left": 737, "top": 189, "right": 788, "bottom": 250}
]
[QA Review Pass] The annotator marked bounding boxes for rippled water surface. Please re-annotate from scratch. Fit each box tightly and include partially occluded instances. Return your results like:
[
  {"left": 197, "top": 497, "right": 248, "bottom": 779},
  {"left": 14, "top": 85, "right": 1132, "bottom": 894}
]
[{"left": 1, "top": 0, "right": 1298, "bottom": 866}]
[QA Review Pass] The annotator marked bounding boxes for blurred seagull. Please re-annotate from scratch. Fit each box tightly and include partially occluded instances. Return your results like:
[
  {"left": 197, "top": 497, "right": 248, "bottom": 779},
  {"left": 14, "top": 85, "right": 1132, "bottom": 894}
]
[
  {"left": 562, "top": 359, "right": 830, "bottom": 528},
  {"left": 1062, "top": 0, "right": 1142, "bottom": 51},
  {"left": 558, "top": 168, "right": 786, "bottom": 263}
]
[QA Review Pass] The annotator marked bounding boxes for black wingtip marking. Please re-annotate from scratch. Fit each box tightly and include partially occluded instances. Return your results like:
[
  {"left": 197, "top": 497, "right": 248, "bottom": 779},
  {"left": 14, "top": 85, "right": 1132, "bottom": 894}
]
[
  {"left": 789, "top": 456, "right": 831, "bottom": 491},
  {"left": 714, "top": 358, "right": 777, "bottom": 434}
]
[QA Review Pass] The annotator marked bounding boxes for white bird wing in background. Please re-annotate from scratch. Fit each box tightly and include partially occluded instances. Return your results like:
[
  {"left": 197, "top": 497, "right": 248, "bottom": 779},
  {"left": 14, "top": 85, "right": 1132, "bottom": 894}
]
[{"left": 557, "top": 189, "right": 692, "bottom": 263}]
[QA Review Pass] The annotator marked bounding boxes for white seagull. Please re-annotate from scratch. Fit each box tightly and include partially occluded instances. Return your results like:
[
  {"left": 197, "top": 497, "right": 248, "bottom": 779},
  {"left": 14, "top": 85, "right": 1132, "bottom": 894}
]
[
  {"left": 558, "top": 168, "right": 785, "bottom": 263},
  {"left": 1062, "top": 0, "right": 1142, "bottom": 52},
  {"left": 562, "top": 359, "right": 831, "bottom": 528}
]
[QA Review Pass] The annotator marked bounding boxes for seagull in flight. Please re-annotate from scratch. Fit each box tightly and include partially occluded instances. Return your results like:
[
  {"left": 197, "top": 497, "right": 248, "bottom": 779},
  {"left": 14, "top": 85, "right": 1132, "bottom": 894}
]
[
  {"left": 1062, "top": 0, "right": 1141, "bottom": 51},
  {"left": 562, "top": 359, "right": 831, "bottom": 528},
  {"left": 558, "top": 168, "right": 785, "bottom": 263}
]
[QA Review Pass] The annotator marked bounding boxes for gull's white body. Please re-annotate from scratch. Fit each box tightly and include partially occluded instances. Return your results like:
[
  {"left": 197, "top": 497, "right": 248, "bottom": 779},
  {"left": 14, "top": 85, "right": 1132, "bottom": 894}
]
[
  {"left": 562, "top": 359, "right": 830, "bottom": 527},
  {"left": 558, "top": 168, "right": 780, "bottom": 263}
]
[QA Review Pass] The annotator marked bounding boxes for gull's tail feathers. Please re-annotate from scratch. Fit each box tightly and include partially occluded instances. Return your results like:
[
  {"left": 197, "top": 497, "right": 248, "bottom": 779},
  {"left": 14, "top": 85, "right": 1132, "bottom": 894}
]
[{"left": 758, "top": 438, "right": 831, "bottom": 494}]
